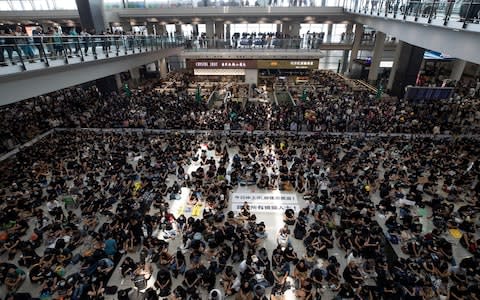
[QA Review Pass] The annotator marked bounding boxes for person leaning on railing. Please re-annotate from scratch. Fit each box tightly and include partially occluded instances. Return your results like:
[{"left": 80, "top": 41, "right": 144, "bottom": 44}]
[
  {"left": 80, "top": 28, "right": 91, "bottom": 55},
  {"left": 14, "top": 25, "right": 35, "bottom": 63},
  {"left": 0, "top": 29, "right": 8, "bottom": 66},
  {"left": 32, "top": 26, "right": 46, "bottom": 62}
]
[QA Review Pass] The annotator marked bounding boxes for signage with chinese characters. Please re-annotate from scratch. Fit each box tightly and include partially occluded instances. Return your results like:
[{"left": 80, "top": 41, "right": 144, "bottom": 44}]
[
  {"left": 231, "top": 193, "right": 300, "bottom": 213},
  {"left": 188, "top": 59, "right": 257, "bottom": 69},
  {"left": 257, "top": 60, "right": 319, "bottom": 69}
]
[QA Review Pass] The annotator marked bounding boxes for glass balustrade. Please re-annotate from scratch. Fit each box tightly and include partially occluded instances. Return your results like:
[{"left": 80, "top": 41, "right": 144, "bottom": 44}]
[
  {"left": 344, "top": 0, "right": 480, "bottom": 28},
  {"left": 0, "top": 35, "right": 184, "bottom": 72},
  {"left": 182, "top": 36, "right": 395, "bottom": 50},
  {"left": 103, "top": 0, "right": 347, "bottom": 9}
]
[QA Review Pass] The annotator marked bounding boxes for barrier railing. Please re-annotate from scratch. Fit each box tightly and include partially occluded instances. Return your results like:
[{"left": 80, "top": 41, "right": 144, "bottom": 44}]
[
  {"left": 344, "top": 0, "right": 480, "bottom": 29},
  {"left": 0, "top": 34, "right": 185, "bottom": 71},
  {"left": 104, "top": 0, "right": 346, "bottom": 9},
  {"left": 183, "top": 37, "right": 397, "bottom": 51}
]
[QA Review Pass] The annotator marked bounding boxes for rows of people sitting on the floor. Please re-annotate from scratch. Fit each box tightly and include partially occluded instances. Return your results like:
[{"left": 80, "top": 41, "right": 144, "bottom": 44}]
[
  {"left": 0, "top": 131, "right": 479, "bottom": 299},
  {"left": 1, "top": 70, "right": 480, "bottom": 156}
]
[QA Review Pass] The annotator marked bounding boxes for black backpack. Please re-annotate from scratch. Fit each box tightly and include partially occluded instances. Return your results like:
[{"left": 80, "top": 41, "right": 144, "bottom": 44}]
[{"left": 294, "top": 223, "right": 306, "bottom": 240}]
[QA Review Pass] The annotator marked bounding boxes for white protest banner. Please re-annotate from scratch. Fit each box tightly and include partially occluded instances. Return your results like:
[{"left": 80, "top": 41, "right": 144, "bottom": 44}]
[{"left": 231, "top": 193, "right": 300, "bottom": 213}]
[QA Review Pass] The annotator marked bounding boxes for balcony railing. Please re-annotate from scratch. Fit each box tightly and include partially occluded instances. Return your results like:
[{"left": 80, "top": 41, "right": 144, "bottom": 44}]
[
  {"left": 183, "top": 36, "right": 396, "bottom": 51},
  {"left": 104, "top": 0, "right": 347, "bottom": 9},
  {"left": 0, "top": 35, "right": 184, "bottom": 73},
  {"left": 344, "top": 0, "right": 480, "bottom": 29}
]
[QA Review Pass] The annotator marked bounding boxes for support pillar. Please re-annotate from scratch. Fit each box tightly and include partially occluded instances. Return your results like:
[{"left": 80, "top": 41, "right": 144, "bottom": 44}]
[
  {"left": 225, "top": 24, "right": 231, "bottom": 41},
  {"left": 193, "top": 24, "right": 199, "bottom": 37},
  {"left": 215, "top": 22, "right": 224, "bottom": 40},
  {"left": 290, "top": 23, "right": 300, "bottom": 38},
  {"left": 281, "top": 23, "right": 290, "bottom": 36},
  {"left": 206, "top": 22, "right": 215, "bottom": 39},
  {"left": 341, "top": 50, "right": 349, "bottom": 74},
  {"left": 276, "top": 24, "right": 281, "bottom": 35},
  {"left": 367, "top": 31, "right": 386, "bottom": 83},
  {"left": 129, "top": 67, "right": 141, "bottom": 87},
  {"left": 75, "top": 0, "right": 105, "bottom": 34},
  {"left": 159, "top": 58, "right": 168, "bottom": 79},
  {"left": 326, "top": 23, "right": 333, "bottom": 42},
  {"left": 175, "top": 24, "right": 182, "bottom": 38},
  {"left": 115, "top": 73, "right": 123, "bottom": 90},
  {"left": 450, "top": 59, "right": 467, "bottom": 82},
  {"left": 387, "top": 41, "right": 425, "bottom": 98},
  {"left": 347, "top": 24, "right": 364, "bottom": 74},
  {"left": 120, "top": 21, "right": 131, "bottom": 33},
  {"left": 345, "top": 23, "right": 353, "bottom": 42},
  {"left": 96, "top": 75, "right": 118, "bottom": 94}
]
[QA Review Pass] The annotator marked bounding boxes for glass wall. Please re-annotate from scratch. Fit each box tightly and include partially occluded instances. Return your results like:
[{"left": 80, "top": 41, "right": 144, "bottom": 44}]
[
  {"left": 104, "top": 0, "right": 124, "bottom": 8},
  {"left": 103, "top": 0, "right": 347, "bottom": 8},
  {"left": 300, "top": 23, "right": 347, "bottom": 42},
  {"left": 230, "top": 23, "right": 277, "bottom": 35},
  {"left": 0, "top": 0, "right": 77, "bottom": 10}
]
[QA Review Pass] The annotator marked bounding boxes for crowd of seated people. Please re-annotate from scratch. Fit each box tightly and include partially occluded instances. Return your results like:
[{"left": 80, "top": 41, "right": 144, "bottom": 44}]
[
  {"left": 2, "top": 71, "right": 480, "bottom": 156},
  {"left": 0, "top": 127, "right": 479, "bottom": 299}
]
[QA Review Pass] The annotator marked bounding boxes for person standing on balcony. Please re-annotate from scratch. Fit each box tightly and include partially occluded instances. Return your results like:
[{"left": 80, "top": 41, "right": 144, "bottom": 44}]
[
  {"left": 15, "top": 25, "right": 35, "bottom": 63},
  {"left": 69, "top": 28, "right": 80, "bottom": 56},
  {"left": 32, "top": 27, "right": 46, "bottom": 62},
  {"left": 80, "top": 28, "right": 91, "bottom": 56},
  {"left": 52, "top": 27, "right": 64, "bottom": 59},
  {"left": 0, "top": 28, "right": 12, "bottom": 66},
  {"left": 44, "top": 27, "right": 55, "bottom": 57}
]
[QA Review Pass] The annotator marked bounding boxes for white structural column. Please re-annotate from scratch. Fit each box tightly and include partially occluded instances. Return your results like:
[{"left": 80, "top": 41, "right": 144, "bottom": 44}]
[
  {"left": 159, "top": 58, "right": 168, "bottom": 79},
  {"left": 367, "top": 31, "right": 386, "bottom": 83},
  {"left": 450, "top": 59, "right": 467, "bottom": 82},
  {"left": 347, "top": 24, "right": 364, "bottom": 74}
]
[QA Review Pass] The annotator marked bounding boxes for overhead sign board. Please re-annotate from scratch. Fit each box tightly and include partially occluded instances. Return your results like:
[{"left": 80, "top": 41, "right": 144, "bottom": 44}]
[
  {"left": 188, "top": 59, "right": 257, "bottom": 69},
  {"left": 257, "top": 59, "right": 319, "bottom": 69}
]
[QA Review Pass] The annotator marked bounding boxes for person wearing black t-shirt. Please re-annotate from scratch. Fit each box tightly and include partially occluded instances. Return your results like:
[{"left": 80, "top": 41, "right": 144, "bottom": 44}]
[
  {"left": 342, "top": 261, "right": 363, "bottom": 289},
  {"left": 449, "top": 282, "right": 468, "bottom": 300},
  {"left": 336, "top": 282, "right": 355, "bottom": 299}
]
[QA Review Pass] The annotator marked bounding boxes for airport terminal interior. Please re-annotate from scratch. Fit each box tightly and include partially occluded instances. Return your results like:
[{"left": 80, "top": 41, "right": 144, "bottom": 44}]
[{"left": 1, "top": 1, "right": 480, "bottom": 300}]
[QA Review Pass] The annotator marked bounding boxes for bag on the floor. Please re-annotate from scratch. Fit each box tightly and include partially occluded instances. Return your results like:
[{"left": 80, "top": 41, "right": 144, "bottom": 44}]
[{"left": 192, "top": 203, "right": 203, "bottom": 217}]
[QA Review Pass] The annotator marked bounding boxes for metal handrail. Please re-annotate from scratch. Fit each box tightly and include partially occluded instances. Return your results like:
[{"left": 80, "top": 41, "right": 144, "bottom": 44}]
[
  {"left": 344, "top": 0, "right": 480, "bottom": 29},
  {"left": 0, "top": 34, "right": 185, "bottom": 71}
]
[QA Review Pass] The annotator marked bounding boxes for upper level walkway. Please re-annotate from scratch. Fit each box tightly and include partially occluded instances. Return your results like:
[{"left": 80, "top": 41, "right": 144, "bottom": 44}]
[{"left": 0, "top": 35, "right": 183, "bottom": 105}]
